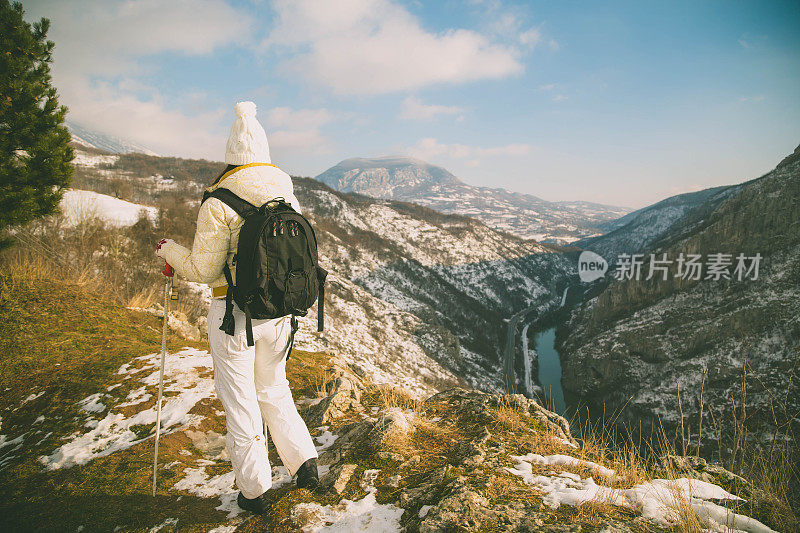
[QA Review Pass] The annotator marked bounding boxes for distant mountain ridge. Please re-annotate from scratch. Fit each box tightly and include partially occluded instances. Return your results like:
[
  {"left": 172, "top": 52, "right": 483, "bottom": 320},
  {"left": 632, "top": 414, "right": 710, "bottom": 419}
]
[
  {"left": 317, "top": 156, "right": 461, "bottom": 198},
  {"left": 316, "top": 156, "right": 630, "bottom": 244},
  {"left": 67, "top": 122, "right": 159, "bottom": 156},
  {"left": 576, "top": 184, "right": 742, "bottom": 260}
]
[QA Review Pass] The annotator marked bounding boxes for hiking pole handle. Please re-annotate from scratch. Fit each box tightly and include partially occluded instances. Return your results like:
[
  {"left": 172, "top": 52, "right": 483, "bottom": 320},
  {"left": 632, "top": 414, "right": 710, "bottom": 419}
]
[{"left": 162, "top": 261, "right": 174, "bottom": 277}]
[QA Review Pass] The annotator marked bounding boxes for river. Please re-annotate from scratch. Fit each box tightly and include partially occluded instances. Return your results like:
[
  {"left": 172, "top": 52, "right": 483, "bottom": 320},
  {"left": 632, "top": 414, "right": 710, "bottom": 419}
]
[
  {"left": 532, "top": 327, "right": 566, "bottom": 414},
  {"left": 503, "top": 287, "right": 570, "bottom": 413}
]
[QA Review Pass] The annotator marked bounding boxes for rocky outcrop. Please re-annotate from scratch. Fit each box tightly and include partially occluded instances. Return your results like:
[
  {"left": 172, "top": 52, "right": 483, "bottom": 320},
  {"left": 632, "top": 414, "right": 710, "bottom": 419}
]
[
  {"left": 319, "top": 463, "right": 358, "bottom": 495},
  {"left": 290, "top": 371, "right": 778, "bottom": 532},
  {"left": 659, "top": 454, "right": 750, "bottom": 492},
  {"left": 306, "top": 374, "right": 364, "bottom": 427},
  {"left": 426, "top": 389, "right": 576, "bottom": 446}
]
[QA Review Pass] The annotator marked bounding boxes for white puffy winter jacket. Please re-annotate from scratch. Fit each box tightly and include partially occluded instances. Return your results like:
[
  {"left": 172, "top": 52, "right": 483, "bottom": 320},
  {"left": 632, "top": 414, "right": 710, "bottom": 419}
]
[{"left": 158, "top": 163, "right": 301, "bottom": 297}]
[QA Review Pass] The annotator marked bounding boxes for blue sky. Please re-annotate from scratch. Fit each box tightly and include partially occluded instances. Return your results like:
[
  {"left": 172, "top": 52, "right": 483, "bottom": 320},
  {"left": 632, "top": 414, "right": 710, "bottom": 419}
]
[{"left": 24, "top": 0, "right": 800, "bottom": 208}]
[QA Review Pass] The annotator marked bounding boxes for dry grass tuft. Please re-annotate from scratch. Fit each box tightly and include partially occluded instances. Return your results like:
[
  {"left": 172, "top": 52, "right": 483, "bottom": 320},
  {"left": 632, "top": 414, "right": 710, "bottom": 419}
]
[
  {"left": 312, "top": 367, "right": 335, "bottom": 399},
  {"left": 490, "top": 396, "right": 530, "bottom": 433},
  {"left": 364, "top": 383, "right": 421, "bottom": 412},
  {"left": 573, "top": 416, "right": 650, "bottom": 490},
  {"left": 381, "top": 411, "right": 457, "bottom": 464},
  {"left": 127, "top": 285, "right": 159, "bottom": 309}
]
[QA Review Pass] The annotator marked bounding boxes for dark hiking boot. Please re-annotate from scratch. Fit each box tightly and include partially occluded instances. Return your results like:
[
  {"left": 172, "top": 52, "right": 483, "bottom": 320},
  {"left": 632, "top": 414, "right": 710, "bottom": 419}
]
[
  {"left": 296, "top": 458, "right": 320, "bottom": 492},
  {"left": 237, "top": 491, "right": 272, "bottom": 515}
]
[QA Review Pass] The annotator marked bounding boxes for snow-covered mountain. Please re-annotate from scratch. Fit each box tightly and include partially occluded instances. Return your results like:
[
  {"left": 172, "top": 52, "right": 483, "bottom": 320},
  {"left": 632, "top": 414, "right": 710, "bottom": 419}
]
[
  {"left": 292, "top": 180, "right": 574, "bottom": 394},
  {"left": 67, "top": 122, "right": 159, "bottom": 156},
  {"left": 561, "top": 144, "right": 800, "bottom": 450},
  {"left": 316, "top": 157, "right": 630, "bottom": 244}
]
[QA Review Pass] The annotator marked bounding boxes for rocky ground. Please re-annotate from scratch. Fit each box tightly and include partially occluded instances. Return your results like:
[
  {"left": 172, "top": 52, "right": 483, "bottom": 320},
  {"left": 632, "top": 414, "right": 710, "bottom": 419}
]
[{"left": 267, "top": 363, "right": 781, "bottom": 533}]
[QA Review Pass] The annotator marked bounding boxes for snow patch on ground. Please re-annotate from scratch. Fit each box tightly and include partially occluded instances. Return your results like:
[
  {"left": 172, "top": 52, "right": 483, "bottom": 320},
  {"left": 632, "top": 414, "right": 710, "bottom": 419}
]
[
  {"left": 292, "top": 469, "right": 404, "bottom": 532},
  {"left": 40, "top": 348, "right": 215, "bottom": 469},
  {"left": 513, "top": 453, "right": 617, "bottom": 480},
  {"left": 78, "top": 393, "right": 107, "bottom": 414},
  {"left": 206, "top": 526, "right": 238, "bottom": 533},
  {"left": 506, "top": 455, "right": 775, "bottom": 532},
  {"left": 60, "top": 189, "right": 158, "bottom": 227},
  {"left": 173, "top": 462, "right": 293, "bottom": 521},
  {"left": 21, "top": 391, "right": 44, "bottom": 405},
  {"left": 172, "top": 466, "right": 240, "bottom": 519},
  {"left": 0, "top": 432, "right": 27, "bottom": 469},
  {"left": 72, "top": 152, "right": 119, "bottom": 167},
  {"left": 147, "top": 517, "right": 178, "bottom": 532},
  {"left": 314, "top": 427, "right": 339, "bottom": 452}
]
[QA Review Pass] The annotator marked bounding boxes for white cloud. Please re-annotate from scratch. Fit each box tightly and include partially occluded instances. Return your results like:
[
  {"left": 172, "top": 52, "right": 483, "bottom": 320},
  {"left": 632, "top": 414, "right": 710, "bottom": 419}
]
[
  {"left": 264, "top": 106, "right": 338, "bottom": 155},
  {"left": 518, "top": 28, "right": 542, "bottom": 47},
  {"left": 63, "top": 77, "right": 227, "bottom": 159},
  {"left": 408, "top": 137, "right": 531, "bottom": 161},
  {"left": 264, "top": 0, "right": 524, "bottom": 95},
  {"left": 474, "top": 0, "right": 544, "bottom": 48},
  {"left": 537, "top": 84, "right": 566, "bottom": 102},
  {"left": 22, "top": 0, "right": 252, "bottom": 158},
  {"left": 738, "top": 95, "right": 765, "bottom": 103},
  {"left": 399, "top": 96, "right": 464, "bottom": 121},
  {"left": 28, "top": 0, "right": 251, "bottom": 77}
]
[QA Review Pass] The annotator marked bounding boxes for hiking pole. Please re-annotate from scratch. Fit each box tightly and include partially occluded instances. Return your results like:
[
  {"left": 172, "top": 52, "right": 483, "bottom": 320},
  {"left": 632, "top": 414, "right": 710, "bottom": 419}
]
[{"left": 153, "top": 261, "right": 174, "bottom": 497}]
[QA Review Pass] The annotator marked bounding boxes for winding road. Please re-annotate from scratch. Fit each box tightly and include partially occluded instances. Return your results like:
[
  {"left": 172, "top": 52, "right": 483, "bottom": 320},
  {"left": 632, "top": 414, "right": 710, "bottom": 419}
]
[{"left": 503, "top": 286, "right": 570, "bottom": 394}]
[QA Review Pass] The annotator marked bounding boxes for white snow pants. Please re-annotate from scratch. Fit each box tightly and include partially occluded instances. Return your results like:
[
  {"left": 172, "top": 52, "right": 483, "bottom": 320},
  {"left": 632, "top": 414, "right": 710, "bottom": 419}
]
[{"left": 207, "top": 299, "right": 318, "bottom": 499}]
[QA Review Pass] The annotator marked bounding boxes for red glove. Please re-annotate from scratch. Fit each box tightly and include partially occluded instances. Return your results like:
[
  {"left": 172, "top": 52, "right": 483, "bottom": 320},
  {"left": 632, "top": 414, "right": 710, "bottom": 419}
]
[{"left": 156, "top": 239, "right": 174, "bottom": 277}]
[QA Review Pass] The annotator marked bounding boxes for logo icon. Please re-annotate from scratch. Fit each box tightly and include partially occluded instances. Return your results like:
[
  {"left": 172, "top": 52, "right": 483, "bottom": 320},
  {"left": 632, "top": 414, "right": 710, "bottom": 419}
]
[{"left": 578, "top": 251, "right": 607, "bottom": 282}]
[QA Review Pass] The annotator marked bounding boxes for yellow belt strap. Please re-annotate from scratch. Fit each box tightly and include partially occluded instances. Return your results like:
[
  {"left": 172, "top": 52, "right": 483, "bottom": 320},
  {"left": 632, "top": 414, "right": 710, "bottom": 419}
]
[{"left": 212, "top": 285, "right": 228, "bottom": 299}]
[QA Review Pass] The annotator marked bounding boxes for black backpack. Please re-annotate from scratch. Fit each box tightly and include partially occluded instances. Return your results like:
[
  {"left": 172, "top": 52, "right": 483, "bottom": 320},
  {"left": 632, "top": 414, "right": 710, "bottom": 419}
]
[{"left": 201, "top": 187, "right": 327, "bottom": 354}]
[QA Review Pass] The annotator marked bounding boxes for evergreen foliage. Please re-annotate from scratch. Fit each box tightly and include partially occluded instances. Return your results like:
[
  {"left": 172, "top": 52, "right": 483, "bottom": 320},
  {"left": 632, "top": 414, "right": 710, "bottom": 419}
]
[{"left": 0, "top": 0, "right": 73, "bottom": 248}]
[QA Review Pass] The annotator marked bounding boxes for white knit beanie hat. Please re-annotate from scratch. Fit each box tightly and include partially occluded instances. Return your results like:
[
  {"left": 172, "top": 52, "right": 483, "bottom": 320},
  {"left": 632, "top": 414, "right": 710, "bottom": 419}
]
[{"left": 225, "top": 101, "right": 271, "bottom": 165}]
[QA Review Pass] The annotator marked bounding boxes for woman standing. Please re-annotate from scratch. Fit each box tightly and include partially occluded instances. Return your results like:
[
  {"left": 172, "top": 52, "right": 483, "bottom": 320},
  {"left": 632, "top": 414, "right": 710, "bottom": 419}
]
[{"left": 156, "top": 101, "right": 319, "bottom": 515}]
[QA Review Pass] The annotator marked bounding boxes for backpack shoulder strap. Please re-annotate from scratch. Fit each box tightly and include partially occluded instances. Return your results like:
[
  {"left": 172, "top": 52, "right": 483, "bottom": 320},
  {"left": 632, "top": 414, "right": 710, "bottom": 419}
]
[{"left": 202, "top": 188, "right": 257, "bottom": 218}]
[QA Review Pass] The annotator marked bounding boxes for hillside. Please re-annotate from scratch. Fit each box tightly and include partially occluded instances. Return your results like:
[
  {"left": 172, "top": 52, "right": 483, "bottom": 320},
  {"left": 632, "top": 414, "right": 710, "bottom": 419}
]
[
  {"left": 316, "top": 157, "right": 630, "bottom": 244},
  {"left": 0, "top": 269, "right": 785, "bottom": 532},
  {"left": 64, "top": 146, "right": 574, "bottom": 396},
  {"left": 577, "top": 185, "right": 741, "bottom": 261},
  {"left": 560, "top": 145, "right": 800, "bottom": 457}
]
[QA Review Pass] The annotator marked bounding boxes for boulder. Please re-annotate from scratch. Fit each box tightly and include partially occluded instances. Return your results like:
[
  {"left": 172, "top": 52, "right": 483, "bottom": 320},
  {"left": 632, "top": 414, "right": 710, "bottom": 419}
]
[
  {"left": 319, "top": 463, "right": 358, "bottom": 495},
  {"left": 306, "top": 374, "right": 364, "bottom": 427}
]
